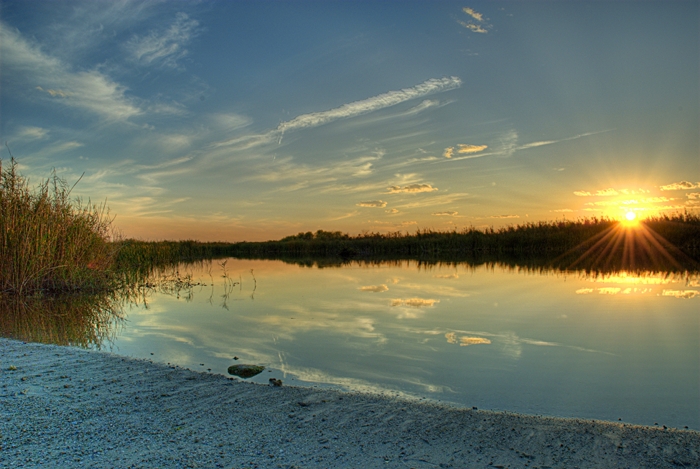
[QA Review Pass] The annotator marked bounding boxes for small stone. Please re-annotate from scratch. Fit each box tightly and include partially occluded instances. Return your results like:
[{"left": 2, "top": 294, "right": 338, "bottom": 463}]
[
  {"left": 269, "top": 378, "right": 282, "bottom": 387},
  {"left": 227, "top": 364, "right": 265, "bottom": 378}
]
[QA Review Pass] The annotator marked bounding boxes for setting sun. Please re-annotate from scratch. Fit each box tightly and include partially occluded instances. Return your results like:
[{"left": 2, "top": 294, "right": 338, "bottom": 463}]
[{"left": 621, "top": 210, "right": 641, "bottom": 228}]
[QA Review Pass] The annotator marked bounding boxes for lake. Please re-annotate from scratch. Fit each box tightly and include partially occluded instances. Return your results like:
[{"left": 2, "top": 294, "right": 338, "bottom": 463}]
[{"left": 92, "top": 258, "right": 698, "bottom": 431}]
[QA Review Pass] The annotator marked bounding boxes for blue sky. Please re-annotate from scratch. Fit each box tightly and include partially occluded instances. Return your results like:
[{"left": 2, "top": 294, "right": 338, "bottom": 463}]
[{"left": 1, "top": 1, "right": 698, "bottom": 241}]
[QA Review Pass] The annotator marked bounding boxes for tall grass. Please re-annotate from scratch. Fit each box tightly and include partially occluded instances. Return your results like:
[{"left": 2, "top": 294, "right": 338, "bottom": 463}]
[
  {"left": 226, "top": 217, "right": 700, "bottom": 272},
  {"left": 0, "top": 157, "right": 116, "bottom": 295}
]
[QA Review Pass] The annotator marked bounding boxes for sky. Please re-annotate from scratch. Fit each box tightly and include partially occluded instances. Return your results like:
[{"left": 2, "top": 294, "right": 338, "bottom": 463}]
[{"left": 1, "top": 1, "right": 698, "bottom": 242}]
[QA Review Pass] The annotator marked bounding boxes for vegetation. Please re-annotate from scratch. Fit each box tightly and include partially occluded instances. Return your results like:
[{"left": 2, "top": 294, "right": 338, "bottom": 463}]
[
  {"left": 0, "top": 157, "right": 117, "bottom": 295},
  {"left": 3, "top": 155, "right": 699, "bottom": 298},
  {"left": 224, "top": 216, "right": 700, "bottom": 271}
]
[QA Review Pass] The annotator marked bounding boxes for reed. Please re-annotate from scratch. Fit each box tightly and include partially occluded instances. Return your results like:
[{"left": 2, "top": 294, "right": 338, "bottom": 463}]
[
  {"left": 0, "top": 157, "right": 117, "bottom": 295},
  {"left": 225, "top": 217, "right": 700, "bottom": 271}
]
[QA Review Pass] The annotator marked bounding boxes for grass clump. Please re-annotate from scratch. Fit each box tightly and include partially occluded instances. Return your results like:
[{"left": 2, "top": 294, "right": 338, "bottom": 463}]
[{"left": 0, "top": 157, "right": 116, "bottom": 295}]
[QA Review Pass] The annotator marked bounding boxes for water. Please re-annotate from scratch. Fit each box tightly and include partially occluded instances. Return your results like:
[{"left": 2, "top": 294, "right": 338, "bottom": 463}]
[
  {"left": 96, "top": 258, "right": 698, "bottom": 431},
  {"left": 4, "top": 258, "right": 697, "bottom": 429}
]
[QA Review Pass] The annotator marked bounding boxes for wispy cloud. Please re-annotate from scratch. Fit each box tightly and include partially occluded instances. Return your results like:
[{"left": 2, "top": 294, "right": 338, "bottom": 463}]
[
  {"left": 212, "top": 76, "right": 462, "bottom": 151},
  {"left": 276, "top": 77, "right": 462, "bottom": 141},
  {"left": 458, "top": 7, "right": 489, "bottom": 33},
  {"left": 356, "top": 200, "right": 387, "bottom": 208},
  {"left": 12, "top": 126, "right": 49, "bottom": 141},
  {"left": 432, "top": 211, "right": 458, "bottom": 216},
  {"left": 396, "top": 192, "right": 470, "bottom": 209},
  {"left": 443, "top": 144, "right": 488, "bottom": 159},
  {"left": 574, "top": 188, "right": 620, "bottom": 196},
  {"left": 490, "top": 214, "right": 519, "bottom": 219},
  {"left": 126, "top": 12, "right": 200, "bottom": 69},
  {"left": 660, "top": 181, "right": 700, "bottom": 191},
  {"left": 359, "top": 285, "right": 389, "bottom": 293},
  {"left": 462, "top": 7, "right": 484, "bottom": 22},
  {"left": 387, "top": 183, "right": 437, "bottom": 194},
  {"left": 458, "top": 22, "right": 488, "bottom": 34},
  {"left": 1, "top": 22, "right": 142, "bottom": 121},
  {"left": 447, "top": 129, "right": 612, "bottom": 162}
]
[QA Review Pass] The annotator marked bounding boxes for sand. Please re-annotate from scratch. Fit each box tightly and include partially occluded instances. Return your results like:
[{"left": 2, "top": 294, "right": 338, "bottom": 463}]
[{"left": 1, "top": 338, "right": 698, "bottom": 469}]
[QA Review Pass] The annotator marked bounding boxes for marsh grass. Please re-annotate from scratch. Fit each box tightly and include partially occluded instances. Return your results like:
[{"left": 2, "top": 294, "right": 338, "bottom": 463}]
[
  {"left": 0, "top": 157, "right": 116, "bottom": 295},
  {"left": 227, "top": 216, "right": 700, "bottom": 272}
]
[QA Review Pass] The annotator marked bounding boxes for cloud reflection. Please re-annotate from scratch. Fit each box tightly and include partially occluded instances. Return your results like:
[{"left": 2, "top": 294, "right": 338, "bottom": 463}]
[
  {"left": 446, "top": 332, "right": 492, "bottom": 347},
  {"left": 391, "top": 298, "right": 439, "bottom": 307},
  {"left": 662, "top": 290, "right": 699, "bottom": 299}
]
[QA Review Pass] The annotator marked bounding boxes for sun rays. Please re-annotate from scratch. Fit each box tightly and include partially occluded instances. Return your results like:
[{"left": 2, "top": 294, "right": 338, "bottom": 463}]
[{"left": 563, "top": 217, "right": 694, "bottom": 272}]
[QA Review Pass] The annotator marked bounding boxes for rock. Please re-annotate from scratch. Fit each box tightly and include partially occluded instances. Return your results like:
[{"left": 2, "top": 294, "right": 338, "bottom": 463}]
[
  {"left": 227, "top": 364, "right": 265, "bottom": 378},
  {"left": 269, "top": 378, "right": 282, "bottom": 387}
]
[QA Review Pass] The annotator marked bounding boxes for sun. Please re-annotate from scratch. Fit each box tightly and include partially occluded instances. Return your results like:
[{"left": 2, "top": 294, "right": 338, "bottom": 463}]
[{"left": 621, "top": 210, "right": 640, "bottom": 228}]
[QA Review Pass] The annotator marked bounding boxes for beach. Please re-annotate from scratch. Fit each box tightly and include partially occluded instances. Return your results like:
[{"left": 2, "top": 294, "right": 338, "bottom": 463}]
[{"left": 1, "top": 338, "right": 698, "bottom": 469}]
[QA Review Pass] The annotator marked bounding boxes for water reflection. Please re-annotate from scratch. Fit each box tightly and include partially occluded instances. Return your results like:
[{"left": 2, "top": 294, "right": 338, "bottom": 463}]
[
  {"left": 1, "top": 258, "right": 698, "bottom": 430},
  {"left": 0, "top": 293, "right": 125, "bottom": 348}
]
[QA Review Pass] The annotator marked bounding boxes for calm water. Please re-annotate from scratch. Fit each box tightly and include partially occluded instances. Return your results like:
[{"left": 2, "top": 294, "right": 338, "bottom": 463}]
[{"left": 95, "top": 258, "right": 700, "bottom": 430}]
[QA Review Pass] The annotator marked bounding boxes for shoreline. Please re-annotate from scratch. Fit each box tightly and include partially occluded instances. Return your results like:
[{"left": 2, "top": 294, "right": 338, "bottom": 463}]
[{"left": 2, "top": 338, "right": 698, "bottom": 468}]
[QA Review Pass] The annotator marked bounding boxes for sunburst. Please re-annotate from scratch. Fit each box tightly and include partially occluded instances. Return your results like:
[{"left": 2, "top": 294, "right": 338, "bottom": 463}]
[{"left": 559, "top": 217, "right": 692, "bottom": 271}]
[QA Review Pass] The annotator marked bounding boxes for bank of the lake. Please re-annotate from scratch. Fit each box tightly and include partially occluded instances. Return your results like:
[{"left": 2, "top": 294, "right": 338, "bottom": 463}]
[{"left": 2, "top": 338, "right": 698, "bottom": 469}]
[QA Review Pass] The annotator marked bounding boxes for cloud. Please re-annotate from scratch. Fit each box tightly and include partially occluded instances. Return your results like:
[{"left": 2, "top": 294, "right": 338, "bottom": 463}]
[
  {"left": 396, "top": 192, "right": 470, "bottom": 209},
  {"left": 457, "top": 144, "right": 488, "bottom": 154},
  {"left": 552, "top": 209, "right": 573, "bottom": 213},
  {"left": 574, "top": 188, "right": 619, "bottom": 197},
  {"left": 212, "top": 77, "right": 462, "bottom": 150},
  {"left": 1, "top": 22, "right": 142, "bottom": 121},
  {"left": 490, "top": 214, "right": 519, "bottom": 219},
  {"left": 458, "top": 21, "right": 488, "bottom": 33},
  {"left": 687, "top": 193, "right": 700, "bottom": 200},
  {"left": 444, "top": 144, "right": 488, "bottom": 159},
  {"left": 53, "top": 141, "right": 84, "bottom": 152},
  {"left": 359, "top": 285, "right": 389, "bottom": 293},
  {"left": 36, "top": 86, "right": 70, "bottom": 98},
  {"left": 126, "top": 12, "right": 200, "bottom": 69},
  {"left": 276, "top": 76, "right": 462, "bottom": 138},
  {"left": 434, "top": 273, "right": 459, "bottom": 279},
  {"left": 462, "top": 7, "right": 484, "bottom": 22},
  {"left": 596, "top": 188, "right": 618, "bottom": 196},
  {"left": 432, "top": 211, "right": 458, "bottom": 216},
  {"left": 357, "top": 200, "right": 387, "bottom": 208},
  {"left": 391, "top": 298, "right": 439, "bottom": 307},
  {"left": 385, "top": 208, "right": 399, "bottom": 214},
  {"left": 252, "top": 155, "right": 378, "bottom": 185},
  {"left": 459, "top": 337, "right": 491, "bottom": 346},
  {"left": 387, "top": 183, "right": 438, "bottom": 194},
  {"left": 660, "top": 181, "right": 700, "bottom": 191},
  {"left": 13, "top": 126, "right": 49, "bottom": 141}
]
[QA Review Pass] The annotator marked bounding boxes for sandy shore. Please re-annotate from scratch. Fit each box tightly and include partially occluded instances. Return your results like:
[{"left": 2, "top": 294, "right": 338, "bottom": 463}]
[{"left": 1, "top": 338, "right": 698, "bottom": 469}]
